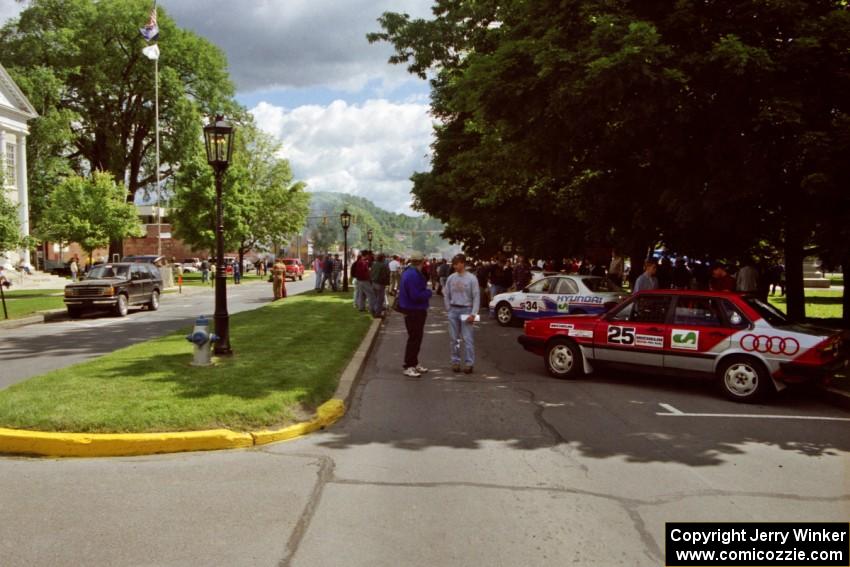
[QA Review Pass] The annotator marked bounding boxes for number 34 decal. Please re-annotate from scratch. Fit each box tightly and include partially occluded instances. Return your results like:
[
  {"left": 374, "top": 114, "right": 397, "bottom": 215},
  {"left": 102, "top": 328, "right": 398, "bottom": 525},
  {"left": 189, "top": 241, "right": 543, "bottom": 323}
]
[
  {"left": 523, "top": 300, "right": 540, "bottom": 312},
  {"left": 607, "top": 326, "right": 636, "bottom": 345}
]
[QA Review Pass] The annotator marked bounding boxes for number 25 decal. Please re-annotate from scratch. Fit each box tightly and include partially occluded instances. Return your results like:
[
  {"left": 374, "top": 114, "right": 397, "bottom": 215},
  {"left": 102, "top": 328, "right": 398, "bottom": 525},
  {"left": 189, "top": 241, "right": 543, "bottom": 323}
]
[{"left": 607, "top": 326, "right": 636, "bottom": 345}]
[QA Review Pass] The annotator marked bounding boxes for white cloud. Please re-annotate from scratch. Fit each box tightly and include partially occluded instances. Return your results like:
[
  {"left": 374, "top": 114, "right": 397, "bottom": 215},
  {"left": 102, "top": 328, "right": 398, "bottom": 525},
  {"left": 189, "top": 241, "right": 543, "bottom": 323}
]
[
  {"left": 251, "top": 99, "right": 434, "bottom": 214},
  {"left": 161, "top": 0, "right": 433, "bottom": 93}
]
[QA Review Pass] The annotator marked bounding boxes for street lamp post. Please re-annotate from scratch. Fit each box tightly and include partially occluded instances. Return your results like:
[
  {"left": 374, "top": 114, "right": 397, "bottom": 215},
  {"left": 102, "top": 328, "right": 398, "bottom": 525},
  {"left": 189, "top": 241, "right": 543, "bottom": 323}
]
[
  {"left": 379, "top": 239, "right": 384, "bottom": 254},
  {"left": 367, "top": 228, "right": 374, "bottom": 251},
  {"left": 203, "top": 115, "right": 235, "bottom": 355},
  {"left": 340, "top": 209, "right": 352, "bottom": 292}
]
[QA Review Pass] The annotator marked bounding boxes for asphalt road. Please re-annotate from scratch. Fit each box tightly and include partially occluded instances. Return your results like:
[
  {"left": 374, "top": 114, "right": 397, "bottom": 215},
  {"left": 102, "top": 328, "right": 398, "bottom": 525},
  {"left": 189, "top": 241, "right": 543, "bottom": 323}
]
[
  {"left": 1, "top": 295, "right": 848, "bottom": 566},
  {"left": 0, "top": 276, "right": 316, "bottom": 389}
]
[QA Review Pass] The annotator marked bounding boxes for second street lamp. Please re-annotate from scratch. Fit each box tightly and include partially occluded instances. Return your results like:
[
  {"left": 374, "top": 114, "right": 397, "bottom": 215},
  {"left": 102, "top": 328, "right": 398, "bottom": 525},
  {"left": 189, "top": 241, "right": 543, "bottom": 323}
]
[
  {"left": 203, "top": 115, "right": 235, "bottom": 355},
  {"left": 340, "top": 209, "right": 352, "bottom": 292}
]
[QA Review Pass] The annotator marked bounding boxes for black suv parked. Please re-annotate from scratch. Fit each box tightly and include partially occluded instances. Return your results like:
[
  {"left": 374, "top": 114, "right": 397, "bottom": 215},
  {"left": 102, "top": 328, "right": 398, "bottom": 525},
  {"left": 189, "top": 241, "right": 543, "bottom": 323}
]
[{"left": 64, "top": 263, "right": 163, "bottom": 318}]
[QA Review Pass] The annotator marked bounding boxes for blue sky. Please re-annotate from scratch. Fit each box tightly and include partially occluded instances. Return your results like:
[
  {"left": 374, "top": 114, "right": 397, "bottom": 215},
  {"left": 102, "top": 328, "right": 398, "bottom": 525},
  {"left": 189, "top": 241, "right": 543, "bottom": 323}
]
[{"left": 1, "top": 0, "right": 436, "bottom": 214}]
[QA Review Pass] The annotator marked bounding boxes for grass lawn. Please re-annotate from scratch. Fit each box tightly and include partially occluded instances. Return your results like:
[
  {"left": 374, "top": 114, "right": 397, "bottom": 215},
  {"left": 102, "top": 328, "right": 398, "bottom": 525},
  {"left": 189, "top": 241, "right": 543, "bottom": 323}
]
[
  {"left": 826, "top": 273, "right": 844, "bottom": 286},
  {"left": 0, "top": 292, "right": 372, "bottom": 433},
  {"left": 769, "top": 289, "right": 844, "bottom": 321},
  {"left": 0, "top": 289, "right": 65, "bottom": 320}
]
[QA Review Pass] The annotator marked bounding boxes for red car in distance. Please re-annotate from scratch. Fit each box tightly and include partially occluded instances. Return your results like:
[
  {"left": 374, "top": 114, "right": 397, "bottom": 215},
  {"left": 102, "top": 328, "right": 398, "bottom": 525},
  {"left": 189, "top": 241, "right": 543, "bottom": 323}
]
[
  {"left": 282, "top": 258, "right": 304, "bottom": 281},
  {"left": 518, "top": 290, "right": 849, "bottom": 402}
]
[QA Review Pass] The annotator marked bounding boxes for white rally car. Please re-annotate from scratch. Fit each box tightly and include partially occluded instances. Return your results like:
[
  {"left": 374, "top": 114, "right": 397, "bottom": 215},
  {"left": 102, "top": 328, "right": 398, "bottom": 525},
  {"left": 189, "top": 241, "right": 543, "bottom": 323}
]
[{"left": 490, "top": 275, "right": 628, "bottom": 327}]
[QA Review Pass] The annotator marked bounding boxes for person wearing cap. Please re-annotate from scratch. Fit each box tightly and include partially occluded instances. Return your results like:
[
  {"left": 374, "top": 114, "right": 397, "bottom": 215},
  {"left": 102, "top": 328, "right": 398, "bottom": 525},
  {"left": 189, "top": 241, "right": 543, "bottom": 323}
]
[
  {"left": 444, "top": 254, "right": 480, "bottom": 373},
  {"left": 398, "top": 251, "right": 433, "bottom": 377}
]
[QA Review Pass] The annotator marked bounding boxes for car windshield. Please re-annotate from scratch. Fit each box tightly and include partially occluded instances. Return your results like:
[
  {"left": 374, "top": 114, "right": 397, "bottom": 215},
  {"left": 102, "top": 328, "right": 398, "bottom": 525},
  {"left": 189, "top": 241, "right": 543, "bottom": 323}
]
[
  {"left": 743, "top": 296, "right": 790, "bottom": 326},
  {"left": 582, "top": 277, "right": 623, "bottom": 293},
  {"left": 87, "top": 265, "right": 130, "bottom": 280}
]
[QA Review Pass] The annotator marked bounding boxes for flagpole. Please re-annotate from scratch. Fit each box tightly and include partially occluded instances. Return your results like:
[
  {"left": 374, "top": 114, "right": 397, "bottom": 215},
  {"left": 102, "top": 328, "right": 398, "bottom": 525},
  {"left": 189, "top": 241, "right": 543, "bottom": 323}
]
[{"left": 155, "top": 51, "right": 162, "bottom": 257}]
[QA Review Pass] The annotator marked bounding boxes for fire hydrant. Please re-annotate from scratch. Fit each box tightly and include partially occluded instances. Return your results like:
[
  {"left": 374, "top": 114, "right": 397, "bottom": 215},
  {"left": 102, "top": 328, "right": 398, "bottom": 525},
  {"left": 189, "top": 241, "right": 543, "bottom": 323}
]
[{"left": 186, "top": 316, "right": 219, "bottom": 366}]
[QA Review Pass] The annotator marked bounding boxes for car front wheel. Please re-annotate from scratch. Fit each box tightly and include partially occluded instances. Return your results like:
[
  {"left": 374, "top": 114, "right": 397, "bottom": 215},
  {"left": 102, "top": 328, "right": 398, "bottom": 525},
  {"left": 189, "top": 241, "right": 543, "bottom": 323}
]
[
  {"left": 495, "top": 302, "right": 514, "bottom": 327},
  {"left": 114, "top": 294, "right": 129, "bottom": 317},
  {"left": 545, "top": 338, "right": 584, "bottom": 379},
  {"left": 718, "top": 356, "right": 772, "bottom": 403}
]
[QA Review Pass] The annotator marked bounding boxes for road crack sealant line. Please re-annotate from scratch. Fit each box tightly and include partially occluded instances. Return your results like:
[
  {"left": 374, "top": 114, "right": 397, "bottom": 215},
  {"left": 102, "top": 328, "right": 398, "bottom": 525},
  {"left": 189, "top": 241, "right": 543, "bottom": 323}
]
[{"left": 0, "top": 317, "right": 383, "bottom": 459}]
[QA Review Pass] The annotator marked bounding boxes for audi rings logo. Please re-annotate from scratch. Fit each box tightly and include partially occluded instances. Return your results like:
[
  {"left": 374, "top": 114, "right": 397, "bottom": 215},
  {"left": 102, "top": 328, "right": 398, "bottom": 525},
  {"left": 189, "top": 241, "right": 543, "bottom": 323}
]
[{"left": 740, "top": 334, "right": 800, "bottom": 355}]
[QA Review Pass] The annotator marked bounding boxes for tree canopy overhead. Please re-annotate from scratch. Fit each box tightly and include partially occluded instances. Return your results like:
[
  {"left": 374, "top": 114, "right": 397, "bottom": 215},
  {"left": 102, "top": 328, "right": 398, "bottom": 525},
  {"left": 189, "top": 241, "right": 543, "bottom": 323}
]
[
  {"left": 0, "top": 0, "right": 238, "bottom": 220},
  {"left": 370, "top": 0, "right": 850, "bottom": 320}
]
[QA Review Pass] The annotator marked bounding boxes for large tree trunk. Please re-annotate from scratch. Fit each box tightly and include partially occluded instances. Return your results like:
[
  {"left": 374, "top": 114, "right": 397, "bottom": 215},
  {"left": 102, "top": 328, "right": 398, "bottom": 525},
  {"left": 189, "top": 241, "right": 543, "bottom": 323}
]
[
  {"left": 783, "top": 219, "right": 806, "bottom": 321},
  {"left": 842, "top": 257, "right": 849, "bottom": 327}
]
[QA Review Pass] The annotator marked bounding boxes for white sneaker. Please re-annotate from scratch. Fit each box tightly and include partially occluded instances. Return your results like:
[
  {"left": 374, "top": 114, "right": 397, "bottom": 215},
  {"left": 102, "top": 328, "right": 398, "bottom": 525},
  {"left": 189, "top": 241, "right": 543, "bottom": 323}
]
[
  {"left": 403, "top": 367, "right": 422, "bottom": 378},
  {"left": 414, "top": 365, "right": 429, "bottom": 374}
]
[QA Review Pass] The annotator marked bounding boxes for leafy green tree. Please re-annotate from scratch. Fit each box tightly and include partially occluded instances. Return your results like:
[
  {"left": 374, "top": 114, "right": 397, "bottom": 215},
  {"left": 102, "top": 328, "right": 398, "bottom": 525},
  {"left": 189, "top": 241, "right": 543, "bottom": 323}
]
[
  {"left": 371, "top": 0, "right": 850, "bottom": 320},
  {"left": 0, "top": 0, "right": 238, "bottom": 235},
  {"left": 0, "top": 193, "right": 23, "bottom": 253},
  {"left": 311, "top": 222, "right": 340, "bottom": 255},
  {"left": 40, "top": 172, "right": 143, "bottom": 265},
  {"left": 170, "top": 123, "right": 309, "bottom": 269}
]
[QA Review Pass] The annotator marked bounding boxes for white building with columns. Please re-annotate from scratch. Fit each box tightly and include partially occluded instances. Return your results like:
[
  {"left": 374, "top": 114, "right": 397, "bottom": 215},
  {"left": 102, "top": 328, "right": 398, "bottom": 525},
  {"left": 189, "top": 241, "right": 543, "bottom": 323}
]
[{"left": 0, "top": 63, "right": 37, "bottom": 268}]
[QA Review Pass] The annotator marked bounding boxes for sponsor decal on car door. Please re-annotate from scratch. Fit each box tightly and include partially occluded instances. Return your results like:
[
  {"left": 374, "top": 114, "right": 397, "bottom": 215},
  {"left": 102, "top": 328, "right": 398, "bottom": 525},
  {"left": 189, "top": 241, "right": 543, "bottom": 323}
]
[
  {"left": 593, "top": 295, "right": 672, "bottom": 368},
  {"left": 664, "top": 297, "right": 733, "bottom": 373}
]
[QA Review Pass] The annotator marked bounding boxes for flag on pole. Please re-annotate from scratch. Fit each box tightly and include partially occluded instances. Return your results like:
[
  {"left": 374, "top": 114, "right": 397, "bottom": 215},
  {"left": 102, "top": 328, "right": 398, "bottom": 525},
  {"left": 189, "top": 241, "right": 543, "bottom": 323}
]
[
  {"left": 139, "top": 3, "right": 159, "bottom": 42},
  {"left": 142, "top": 44, "right": 160, "bottom": 60}
]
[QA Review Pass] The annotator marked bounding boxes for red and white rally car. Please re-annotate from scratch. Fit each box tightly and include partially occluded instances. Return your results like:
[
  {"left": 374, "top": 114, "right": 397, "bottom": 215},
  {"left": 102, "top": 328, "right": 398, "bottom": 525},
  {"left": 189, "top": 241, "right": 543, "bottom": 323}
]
[{"left": 517, "top": 290, "right": 849, "bottom": 402}]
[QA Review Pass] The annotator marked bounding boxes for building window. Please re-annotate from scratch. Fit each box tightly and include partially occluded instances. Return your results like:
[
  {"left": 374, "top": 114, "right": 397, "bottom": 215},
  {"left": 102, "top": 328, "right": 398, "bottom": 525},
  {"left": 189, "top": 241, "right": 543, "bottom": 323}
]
[{"left": 4, "top": 144, "right": 15, "bottom": 187}]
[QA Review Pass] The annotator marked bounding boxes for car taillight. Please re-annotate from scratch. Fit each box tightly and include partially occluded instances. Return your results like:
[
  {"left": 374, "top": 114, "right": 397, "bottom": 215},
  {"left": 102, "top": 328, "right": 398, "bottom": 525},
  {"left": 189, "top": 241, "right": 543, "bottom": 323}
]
[{"left": 815, "top": 337, "right": 840, "bottom": 358}]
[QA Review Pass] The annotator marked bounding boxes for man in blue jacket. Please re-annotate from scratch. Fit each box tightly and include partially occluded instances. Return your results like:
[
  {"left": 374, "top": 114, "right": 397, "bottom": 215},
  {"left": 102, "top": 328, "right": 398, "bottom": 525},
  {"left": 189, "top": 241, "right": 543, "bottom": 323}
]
[{"left": 398, "top": 251, "right": 433, "bottom": 377}]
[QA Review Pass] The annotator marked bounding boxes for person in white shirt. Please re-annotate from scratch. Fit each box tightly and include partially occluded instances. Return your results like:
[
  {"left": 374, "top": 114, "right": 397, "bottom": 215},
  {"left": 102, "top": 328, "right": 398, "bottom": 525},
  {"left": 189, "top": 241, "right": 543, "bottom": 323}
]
[
  {"left": 443, "top": 254, "right": 480, "bottom": 374},
  {"left": 736, "top": 259, "right": 759, "bottom": 293},
  {"left": 388, "top": 255, "right": 402, "bottom": 296}
]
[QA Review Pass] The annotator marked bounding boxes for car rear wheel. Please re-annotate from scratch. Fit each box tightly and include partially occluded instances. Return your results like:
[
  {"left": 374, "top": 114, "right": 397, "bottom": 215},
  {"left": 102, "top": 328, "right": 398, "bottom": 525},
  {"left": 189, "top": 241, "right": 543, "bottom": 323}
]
[
  {"left": 148, "top": 290, "right": 160, "bottom": 311},
  {"left": 496, "top": 302, "right": 514, "bottom": 327},
  {"left": 545, "top": 338, "right": 584, "bottom": 379},
  {"left": 718, "top": 356, "right": 772, "bottom": 403},
  {"left": 299, "top": 274, "right": 303, "bottom": 281},
  {"left": 113, "top": 294, "right": 129, "bottom": 317}
]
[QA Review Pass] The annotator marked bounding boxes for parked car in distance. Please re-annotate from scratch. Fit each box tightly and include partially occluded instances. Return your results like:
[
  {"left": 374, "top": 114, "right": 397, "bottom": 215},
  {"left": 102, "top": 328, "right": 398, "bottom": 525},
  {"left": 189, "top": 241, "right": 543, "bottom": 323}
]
[
  {"left": 517, "top": 289, "right": 850, "bottom": 402},
  {"left": 490, "top": 275, "right": 627, "bottom": 327},
  {"left": 282, "top": 258, "right": 304, "bottom": 281},
  {"left": 64, "top": 262, "right": 163, "bottom": 318}
]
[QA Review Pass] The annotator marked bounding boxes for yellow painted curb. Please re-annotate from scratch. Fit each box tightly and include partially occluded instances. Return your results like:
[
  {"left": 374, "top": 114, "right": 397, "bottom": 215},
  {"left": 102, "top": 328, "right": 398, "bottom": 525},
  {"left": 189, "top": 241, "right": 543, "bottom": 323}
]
[
  {"left": 0, "top": 427, "right": 253, "bottom": 458},
  {"left": 251, "top": 399, "right": 346, "bottom": 446},
  {"left": 0, "top": 399, "right": 346, "bottom": 458}
]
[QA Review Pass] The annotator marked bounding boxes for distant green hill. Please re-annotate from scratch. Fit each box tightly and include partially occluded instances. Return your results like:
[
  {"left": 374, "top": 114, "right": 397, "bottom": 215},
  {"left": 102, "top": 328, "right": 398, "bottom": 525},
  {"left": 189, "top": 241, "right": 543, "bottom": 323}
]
[{"left": 306, "top": 192, "right": 449, "bottom": 255}]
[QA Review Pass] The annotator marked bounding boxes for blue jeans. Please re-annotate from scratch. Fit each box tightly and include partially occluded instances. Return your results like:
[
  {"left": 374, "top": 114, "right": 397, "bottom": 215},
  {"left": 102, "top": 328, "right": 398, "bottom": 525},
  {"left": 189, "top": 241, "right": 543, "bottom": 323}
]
[
  {"left": 490, "top": 284, "right": 506, "bottom": 299},
  {"left": 314, "top": 270, "right": 322, "bottom": 290},
  {"left": 372, "top": 283, "right": 386, "bottom": 315},
  {"left": 355, "top": 279, "right": 374, "bottom": 311},
  {"left": 447, "top": 306, "right": 475, "bottom": 366}
]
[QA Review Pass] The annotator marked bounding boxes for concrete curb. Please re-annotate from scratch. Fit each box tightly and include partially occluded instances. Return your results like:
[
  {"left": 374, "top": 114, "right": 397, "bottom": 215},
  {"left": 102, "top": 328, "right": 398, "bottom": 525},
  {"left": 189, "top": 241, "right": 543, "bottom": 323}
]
[
  {"left": 333, "top": 316, "right": 383, "bottom": 405},
  {"left": 0, "top": 309, "right": 66, "bottom": 330},
  {"left": 0, "top": 312, "right": 384, "bottom": 458}
]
